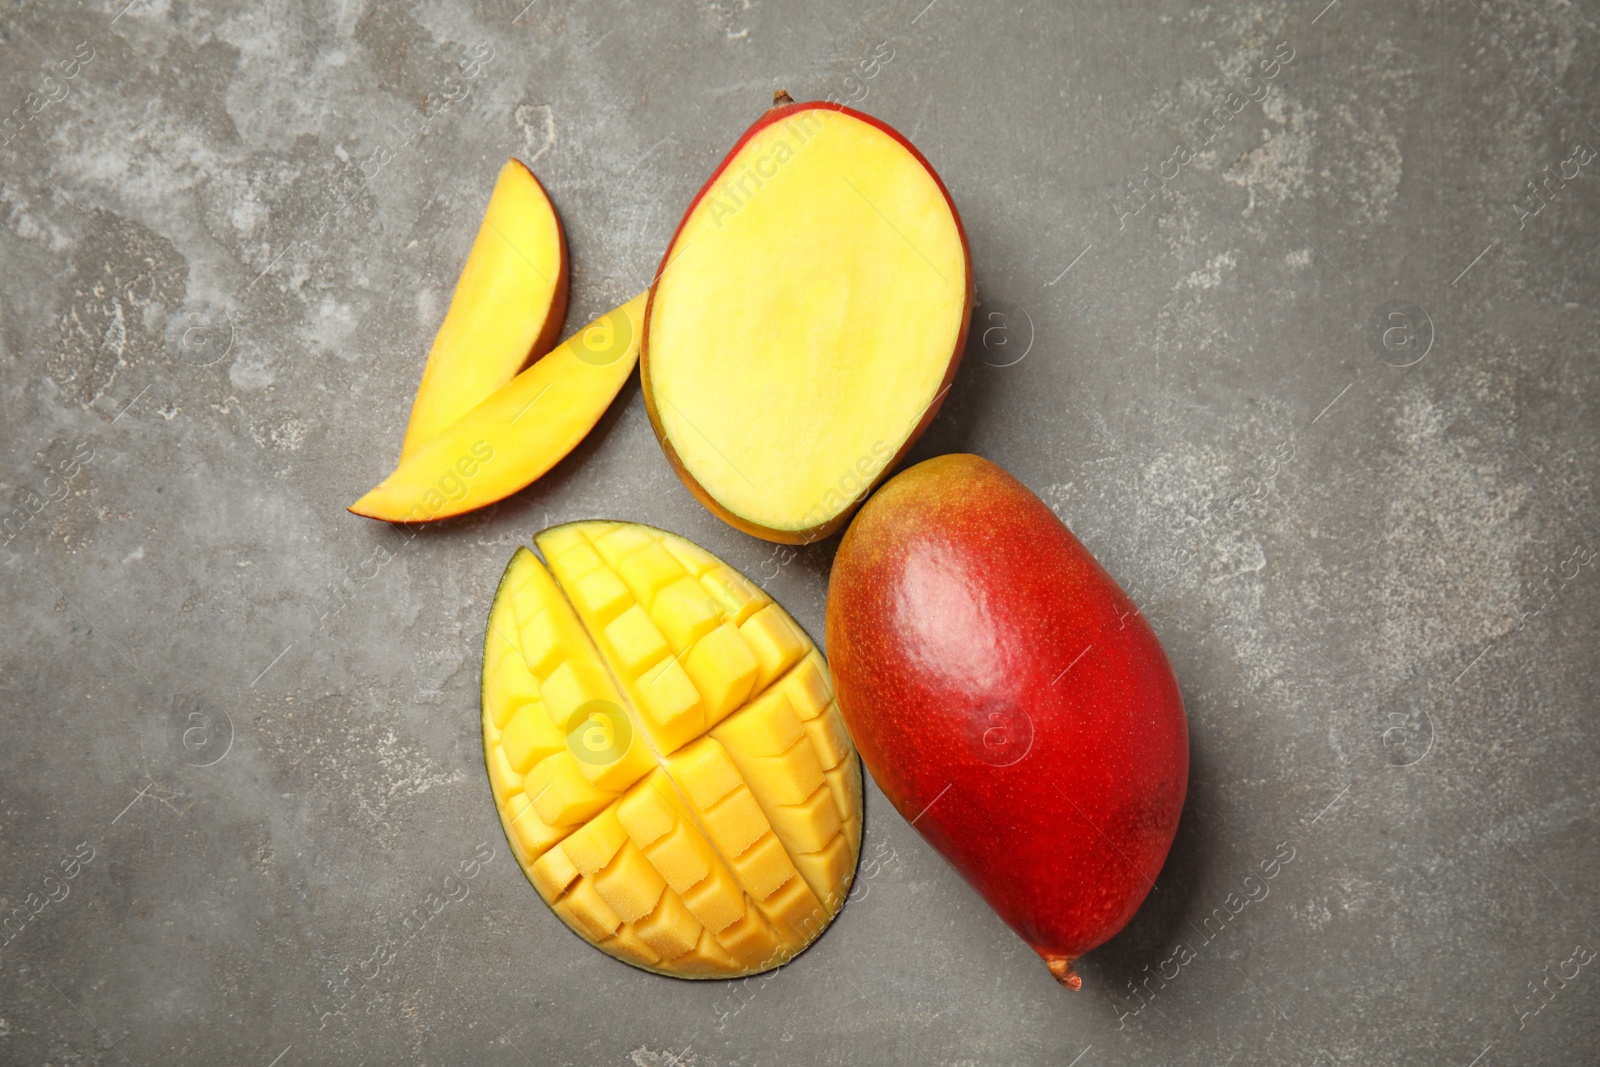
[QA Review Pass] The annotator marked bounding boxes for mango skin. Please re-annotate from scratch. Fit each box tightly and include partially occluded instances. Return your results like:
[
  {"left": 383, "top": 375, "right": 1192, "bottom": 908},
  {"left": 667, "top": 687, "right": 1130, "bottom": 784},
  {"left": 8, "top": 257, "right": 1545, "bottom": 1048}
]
[{"left": 825, "top": 454, "right": 1188, "bottom": 986}]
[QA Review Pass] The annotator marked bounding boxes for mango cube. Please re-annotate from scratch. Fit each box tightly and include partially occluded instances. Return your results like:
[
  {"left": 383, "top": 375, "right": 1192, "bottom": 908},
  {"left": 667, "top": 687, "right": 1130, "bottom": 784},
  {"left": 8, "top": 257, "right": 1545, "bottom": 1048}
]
[
  {"left": 782, "top": 652, "right": 833, "bottom": 720},
  {"left": 593, "top": 842, "right": 667, "bottom": 924},
  {"left": 551, "top": 537, "right": 603, "bottom": 580},
  {"left": 684, "top": 623, "right": 760, "bottom": 725},
  {"left": 670, "top": 929, "right": 741, "bottom": 975},
  {"left": 560, "top": 808, "right": 628, "bottom": 876},
  {"left": 539, "top": 658, "right": 616, "bottom": 728},
  {"left": 517, "top": 609, "right": 577, "bottom": 679},
  {"left": 767, "top": 786, "right": 843, "bottom": 855},
  {"left": 554, "top": 879, "right": 621, "bottom": 941},
  {"left": 805, "top": 707, "right": 852, "bottom": 771},
  {"left": 652, "top": 576, "right": 724, "bottom": 649},
  {"left": 793, "top": 833, "right": 854, "bottom": 903},
  {"left": 681, "top": 864, "right": 746, "bottom": 934},
  {"left": 524, "top": 752, "right": 614, "bottom": 827},
  {"left": 616, "top": 542, "right": 687, "bottom": 607},
  {"left": 702, "top": 787, "right": 770, "bottom": 859},
  {"left": 570, "top": 565, "right": 631, "bottom": 624},
  {"left": 760, "top": 874, "right": 827, "bottom": 945},
  {"left": 632, "top": 657, "right": 704, "bottom": 753},
  {"left": 712, "top": 909, "right": 784, "bottom": 968},
  {"left": 642, "top": 821, "right": 712, "bottom": 894},
  {"left": 489, "top": 651, "right": 542, "bottom": 726},
  {"left": 713, "top": 689, "right": 804, "bottom": 757},
  {"left": 603, "top": 605, "right": 670, "bottom": 679},
  {"left": 507, "top": 791, "right": 570, "bottom": 861},
  {"left": 634, "top": 889, "right": 701, "bottom": 962},
  {"left": 668, "top": 739, "right": 744, "bottom": 809},
  {"left": 601, "top": 924, "right": 662, "bottom": 968},
  {"left": 751, "top": 737, "right": 826, "bottom": 806},
  {"left": 592, "top": 524, "right": 655, "bottom": 565},
  {"left": 699, "top": 566, "right": 767, "bottom": 625},
  {"left": 741, "top": 604, "right": 807, "bottom": 690},
  {"left": 500, "top": 703, "right": 564, "bottom": 774},
  {"left": 827, "top": 758, "right": 864, "bottom": 853},
  {"left": 659, "top": 533, "right": 718, "bottom": 576},
  {"left": 566, "top": 713, "right": 656, "bottom": 793},
  {"left": 529, "top": 838, "right": 580, "bottom": 903},
  {"left": 732, "top": 831, "right": 799, "bottom": 900},
  {"left": 615, "top": 776, "right": 678, "bottom": 849},
  {"left": 533, "top": 524, "right": 591, "bottom": 565}
]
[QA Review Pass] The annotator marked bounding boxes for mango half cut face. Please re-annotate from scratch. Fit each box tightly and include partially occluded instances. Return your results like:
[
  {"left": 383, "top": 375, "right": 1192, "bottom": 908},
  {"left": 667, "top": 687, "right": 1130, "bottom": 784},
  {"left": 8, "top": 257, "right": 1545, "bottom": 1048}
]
[
  {"left": 482, "top": 521, "right": 863, "bottom": 977},
  {"left": 642, "top": 98, "right": 975, "bottom": 544}
]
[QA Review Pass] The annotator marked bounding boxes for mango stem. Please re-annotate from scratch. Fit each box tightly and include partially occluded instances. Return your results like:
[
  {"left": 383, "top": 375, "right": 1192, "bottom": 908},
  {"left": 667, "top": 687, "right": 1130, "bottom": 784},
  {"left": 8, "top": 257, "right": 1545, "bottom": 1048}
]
[{"left": 1046, "top": 956, "right": 1082, "bottom": 990}]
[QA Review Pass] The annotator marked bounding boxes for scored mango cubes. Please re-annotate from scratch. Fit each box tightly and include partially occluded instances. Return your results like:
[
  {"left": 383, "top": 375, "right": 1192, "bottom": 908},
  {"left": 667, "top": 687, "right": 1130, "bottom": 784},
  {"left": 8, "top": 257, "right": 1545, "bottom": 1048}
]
[{"left": 481, "top": 521, "right": 863, "bottom": 978}]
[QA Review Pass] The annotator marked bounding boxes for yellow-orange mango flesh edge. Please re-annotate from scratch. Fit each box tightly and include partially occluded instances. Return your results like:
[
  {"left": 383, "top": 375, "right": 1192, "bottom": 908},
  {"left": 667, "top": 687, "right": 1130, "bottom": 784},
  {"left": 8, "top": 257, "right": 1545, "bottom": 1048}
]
[
  {"left": 350, "top": 294, "right": 646, "bottom": 523},
  {"left": 481, "top": 521, "right": 863, "bottom": 978},
  {"left": 643, "top": 101, "right": 973, "bottom": 543},
  {"left": 400, "top": 159, "right": 569, "bottom": 462}
]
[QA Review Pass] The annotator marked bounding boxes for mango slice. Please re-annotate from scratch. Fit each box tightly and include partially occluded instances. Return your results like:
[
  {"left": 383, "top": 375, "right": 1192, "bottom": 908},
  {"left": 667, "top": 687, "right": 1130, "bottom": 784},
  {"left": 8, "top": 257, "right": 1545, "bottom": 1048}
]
[
  {"left": 642, "top": 97, "right": 974, "bottom": 543},
  {"left": 482, "top": 522, "right": 863, "bottom": 977},
  {"left": 350, "top": 294, "right": 646, "bottom": 524},
  {"left": 402, "top": 159, "right": 569, "bottom": 461}
]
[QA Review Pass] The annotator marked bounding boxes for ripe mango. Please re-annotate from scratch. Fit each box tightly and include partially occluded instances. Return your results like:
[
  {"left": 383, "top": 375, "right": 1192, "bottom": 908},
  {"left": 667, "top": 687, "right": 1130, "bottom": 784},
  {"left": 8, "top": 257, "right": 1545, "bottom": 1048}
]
[
  {"left": 827, "top": 455, "right": 1189, "bottom": 989},
  {"left": 483, "top": 521, "right": 862, "bottom": 977}
]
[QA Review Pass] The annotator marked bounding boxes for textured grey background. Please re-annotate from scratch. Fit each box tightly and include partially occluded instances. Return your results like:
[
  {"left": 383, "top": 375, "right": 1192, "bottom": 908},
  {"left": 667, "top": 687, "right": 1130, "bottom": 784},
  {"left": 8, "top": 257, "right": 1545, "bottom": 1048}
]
[{"left": 1, "top": 0, "right": 1597, "bottom": 1064}]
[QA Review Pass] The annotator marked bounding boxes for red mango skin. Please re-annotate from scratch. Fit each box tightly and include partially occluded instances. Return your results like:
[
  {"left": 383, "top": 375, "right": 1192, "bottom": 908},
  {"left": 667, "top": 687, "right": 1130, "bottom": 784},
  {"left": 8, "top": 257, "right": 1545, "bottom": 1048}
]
[{"left": 825, "top": 454, "right": 1188, "bottom": 987}]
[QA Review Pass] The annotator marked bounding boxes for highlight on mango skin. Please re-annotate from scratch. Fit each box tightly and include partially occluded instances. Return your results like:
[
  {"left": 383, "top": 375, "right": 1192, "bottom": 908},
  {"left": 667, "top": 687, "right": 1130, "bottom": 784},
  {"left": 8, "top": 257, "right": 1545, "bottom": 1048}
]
[{"left": 482, "top": 521, "right": 863, "bottom": 977}]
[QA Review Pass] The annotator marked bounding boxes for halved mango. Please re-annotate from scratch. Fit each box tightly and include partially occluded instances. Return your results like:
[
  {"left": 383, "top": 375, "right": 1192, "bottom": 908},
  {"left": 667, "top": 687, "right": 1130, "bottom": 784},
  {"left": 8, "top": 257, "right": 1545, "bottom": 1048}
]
[
  {"left": 642, "top": 95, "right": 975, "bottom": 543},
  {"left": 349, "top": 294, "right": 646, "bottom": 523},
  {"left": 402, "top": 159, "right": 569, "bottom": 461},
  {"left": 482, "top": 522, "right": 863, "bottom": 979}
]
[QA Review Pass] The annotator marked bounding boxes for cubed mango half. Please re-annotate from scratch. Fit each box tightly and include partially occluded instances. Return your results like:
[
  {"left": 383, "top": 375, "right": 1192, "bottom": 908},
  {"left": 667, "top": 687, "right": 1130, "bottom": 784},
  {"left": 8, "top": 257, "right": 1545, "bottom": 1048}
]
[{"left": 482, "top": 522, "right": 862, "bottom": 979}]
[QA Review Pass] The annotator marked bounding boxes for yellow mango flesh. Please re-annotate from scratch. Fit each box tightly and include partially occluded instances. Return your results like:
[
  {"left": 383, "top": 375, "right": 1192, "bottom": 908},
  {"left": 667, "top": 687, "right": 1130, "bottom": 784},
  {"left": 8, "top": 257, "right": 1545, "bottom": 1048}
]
[
  {"left": 402, "top": 160, "right": 568, "bottom": 461},
  {"left": 350, "top": 294, "right": 646, "bottom": 523},
  {"left": 482, "top": 522, "right": 862, "bottom": 977},
  {"left": 644, "top": 105, "right": 970, "bottom": 540}
]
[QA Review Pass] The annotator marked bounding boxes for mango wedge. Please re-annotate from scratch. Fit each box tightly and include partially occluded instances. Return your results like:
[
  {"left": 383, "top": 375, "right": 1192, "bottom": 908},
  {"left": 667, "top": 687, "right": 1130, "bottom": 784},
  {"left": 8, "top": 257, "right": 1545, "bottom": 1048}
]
[
  {"left": 483, "top": 522, "right": 863, "bottom": 978},
  {"left": 401, "top": 160, "right": 569, "bottom": 462},
  {"left": 350, "top": 294, "right": 647, "bottom": 524}
]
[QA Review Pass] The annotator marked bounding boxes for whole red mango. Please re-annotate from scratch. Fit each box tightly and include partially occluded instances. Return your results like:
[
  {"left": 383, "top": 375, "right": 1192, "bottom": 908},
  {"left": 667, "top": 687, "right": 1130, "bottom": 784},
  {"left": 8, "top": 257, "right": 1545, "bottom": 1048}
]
[{"left": 826, "top": 454, "right": 1188, "bottom": 988}]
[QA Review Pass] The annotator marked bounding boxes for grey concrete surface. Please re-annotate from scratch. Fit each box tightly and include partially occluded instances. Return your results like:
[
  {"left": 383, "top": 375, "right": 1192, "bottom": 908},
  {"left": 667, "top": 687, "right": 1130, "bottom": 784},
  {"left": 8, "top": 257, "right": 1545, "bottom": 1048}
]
[{"left": 2, "top": 0, "right": 1597, "bottom": 1063}]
